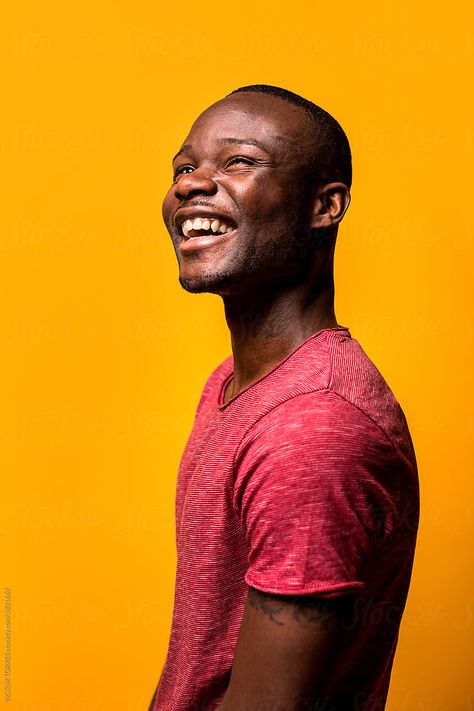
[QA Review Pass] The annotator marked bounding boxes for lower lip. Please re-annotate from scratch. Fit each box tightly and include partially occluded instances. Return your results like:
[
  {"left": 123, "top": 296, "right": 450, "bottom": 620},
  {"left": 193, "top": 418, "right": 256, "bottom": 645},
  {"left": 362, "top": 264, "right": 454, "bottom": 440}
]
[{"left": 179, "top": 229, "right": 237, "bottom": 254}]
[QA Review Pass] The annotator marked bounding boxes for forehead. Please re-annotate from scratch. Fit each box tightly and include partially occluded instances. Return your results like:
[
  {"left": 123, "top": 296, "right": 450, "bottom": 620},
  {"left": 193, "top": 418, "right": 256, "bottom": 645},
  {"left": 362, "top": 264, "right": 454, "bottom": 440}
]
[{"left": 181, "top": 93, "right": 313, "bottom": 157}]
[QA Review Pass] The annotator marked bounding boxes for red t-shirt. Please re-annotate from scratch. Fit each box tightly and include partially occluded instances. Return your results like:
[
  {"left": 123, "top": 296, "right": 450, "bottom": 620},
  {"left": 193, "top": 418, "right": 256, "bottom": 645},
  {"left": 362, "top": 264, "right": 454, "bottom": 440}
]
[{"left": 151, "top": 327, "right": 419, "bottom": 711}]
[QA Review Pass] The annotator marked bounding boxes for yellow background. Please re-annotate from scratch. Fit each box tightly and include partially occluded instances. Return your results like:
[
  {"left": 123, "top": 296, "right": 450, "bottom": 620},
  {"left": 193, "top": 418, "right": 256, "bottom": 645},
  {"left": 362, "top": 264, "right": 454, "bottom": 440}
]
[{"left": 1, "top": 0, "right": 472, "bottom": 709}]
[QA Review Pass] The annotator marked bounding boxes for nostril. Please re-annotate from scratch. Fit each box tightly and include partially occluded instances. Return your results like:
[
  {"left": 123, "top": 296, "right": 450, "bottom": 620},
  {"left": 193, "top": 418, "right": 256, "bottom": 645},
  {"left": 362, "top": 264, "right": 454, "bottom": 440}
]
[
  {"left": 175, "top": 184, "right": 217, "bottom": 201},
  {"left": 176, "top": 187, "right": 201, "bottom": 201}
]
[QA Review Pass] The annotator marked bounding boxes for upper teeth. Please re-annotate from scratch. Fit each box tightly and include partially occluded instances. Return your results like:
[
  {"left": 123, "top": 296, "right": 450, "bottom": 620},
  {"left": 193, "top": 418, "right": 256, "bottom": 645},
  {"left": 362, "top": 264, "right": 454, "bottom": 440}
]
[{"left": 181, "top": 216, "right": 234, "bottom": 238}]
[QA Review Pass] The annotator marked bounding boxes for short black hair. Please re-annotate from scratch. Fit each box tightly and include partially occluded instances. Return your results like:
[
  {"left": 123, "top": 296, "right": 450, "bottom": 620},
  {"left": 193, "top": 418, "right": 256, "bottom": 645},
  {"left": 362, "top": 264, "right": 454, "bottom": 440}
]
[{"left": 229, "top": 84, "right": 352, "bottom": 189}]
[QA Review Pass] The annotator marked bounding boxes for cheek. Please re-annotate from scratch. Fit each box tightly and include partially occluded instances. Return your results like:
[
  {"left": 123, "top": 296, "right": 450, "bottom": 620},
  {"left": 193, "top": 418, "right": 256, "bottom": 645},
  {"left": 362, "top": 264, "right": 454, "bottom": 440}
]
[
  {"left": 235, "top": 172, "right": 303, "bottom": 221},
  {"left": 161, "top": 187, "right": 175, "bottom": 224},
  {"left": 231, "top": 177, "right": 283, "bottom": 221},
  {"left": 240, "top": 193, "right": 301, "bottom": 231}
]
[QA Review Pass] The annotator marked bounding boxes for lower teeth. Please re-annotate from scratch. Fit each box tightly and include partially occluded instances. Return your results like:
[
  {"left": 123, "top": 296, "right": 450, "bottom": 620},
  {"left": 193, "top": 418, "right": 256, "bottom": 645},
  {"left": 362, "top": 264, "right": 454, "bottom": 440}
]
[
  {"left": 188, "top": 232, "right": 215, "bottom": 239},
  {"left": 185, "top": 228, "right": 234, "bottom": 239}
]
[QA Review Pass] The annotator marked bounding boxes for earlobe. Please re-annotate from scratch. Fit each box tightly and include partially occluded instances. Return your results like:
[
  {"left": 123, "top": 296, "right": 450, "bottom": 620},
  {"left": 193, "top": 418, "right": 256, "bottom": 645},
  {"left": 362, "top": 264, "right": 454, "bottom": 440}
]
[{"left": 311, "top": 182, "right": 351, "bottom": 229}]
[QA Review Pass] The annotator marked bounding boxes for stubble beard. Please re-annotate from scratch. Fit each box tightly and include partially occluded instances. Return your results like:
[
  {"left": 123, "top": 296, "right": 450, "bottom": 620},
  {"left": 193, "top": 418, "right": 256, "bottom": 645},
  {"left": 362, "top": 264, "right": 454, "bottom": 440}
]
[{"left": 178, "top": 220, "right": 316, "bottom": 296}]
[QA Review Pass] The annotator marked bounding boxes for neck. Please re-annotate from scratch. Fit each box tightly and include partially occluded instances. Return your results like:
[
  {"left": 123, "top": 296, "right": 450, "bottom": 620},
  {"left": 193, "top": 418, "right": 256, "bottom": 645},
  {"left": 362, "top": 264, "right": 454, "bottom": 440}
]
[{"left": 222, "top": 266, "right": 339, "bottom": 401}]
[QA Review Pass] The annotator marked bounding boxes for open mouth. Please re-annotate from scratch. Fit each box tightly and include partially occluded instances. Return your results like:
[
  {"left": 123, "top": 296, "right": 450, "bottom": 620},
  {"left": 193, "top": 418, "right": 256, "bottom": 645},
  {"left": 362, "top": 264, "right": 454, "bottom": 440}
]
[{"left": 178, "top": 215, "right": 237, "bottom": 240}]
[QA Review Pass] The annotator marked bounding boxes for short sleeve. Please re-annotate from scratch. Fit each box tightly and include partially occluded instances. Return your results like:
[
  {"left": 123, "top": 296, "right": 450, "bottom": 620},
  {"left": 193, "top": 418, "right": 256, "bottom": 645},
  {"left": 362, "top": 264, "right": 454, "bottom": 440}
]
[{"left": 233, "top": 390, "right": 401, "bottom": 597}]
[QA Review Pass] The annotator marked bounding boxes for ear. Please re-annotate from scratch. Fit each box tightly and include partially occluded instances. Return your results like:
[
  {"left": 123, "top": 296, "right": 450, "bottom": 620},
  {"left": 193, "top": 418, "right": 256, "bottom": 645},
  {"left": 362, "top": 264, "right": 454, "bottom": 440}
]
[{"left": 310, "top": 182, "right": 351, "bottom": 230}]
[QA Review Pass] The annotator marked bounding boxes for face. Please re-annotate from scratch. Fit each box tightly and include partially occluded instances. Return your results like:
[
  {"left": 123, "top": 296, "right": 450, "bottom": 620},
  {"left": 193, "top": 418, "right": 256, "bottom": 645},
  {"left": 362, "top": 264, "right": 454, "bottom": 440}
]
[{"left": 162, "top": 93, "right": 320, "bottom": 297}]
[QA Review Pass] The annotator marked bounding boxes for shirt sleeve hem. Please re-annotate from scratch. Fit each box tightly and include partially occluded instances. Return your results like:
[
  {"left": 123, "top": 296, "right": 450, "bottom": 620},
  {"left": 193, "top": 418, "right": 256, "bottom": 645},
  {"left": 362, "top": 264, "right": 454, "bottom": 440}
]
[{"left": 245, "top": 572, "right": 366, "bottom": 597}]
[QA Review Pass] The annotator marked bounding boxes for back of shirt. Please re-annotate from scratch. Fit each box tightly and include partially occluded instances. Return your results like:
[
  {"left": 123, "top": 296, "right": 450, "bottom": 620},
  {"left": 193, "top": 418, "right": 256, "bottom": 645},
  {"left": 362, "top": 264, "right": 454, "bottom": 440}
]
[{"left": 151, "top": 327, "right": 419, "bottom": 711}]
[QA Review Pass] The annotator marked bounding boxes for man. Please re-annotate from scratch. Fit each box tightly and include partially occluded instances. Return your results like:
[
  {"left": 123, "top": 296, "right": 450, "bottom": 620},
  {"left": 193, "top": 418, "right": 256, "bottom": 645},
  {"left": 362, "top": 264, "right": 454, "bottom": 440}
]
[{"left": 148, "top": 85, "right": 419, "bottom": 711}]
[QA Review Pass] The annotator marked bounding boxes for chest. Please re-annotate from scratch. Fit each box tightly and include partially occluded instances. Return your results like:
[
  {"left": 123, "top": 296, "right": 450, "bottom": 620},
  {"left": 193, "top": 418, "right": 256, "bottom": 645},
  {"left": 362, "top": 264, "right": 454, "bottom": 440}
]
[{"left": 175, "top": 408, "right": 246, "bottom": 558}]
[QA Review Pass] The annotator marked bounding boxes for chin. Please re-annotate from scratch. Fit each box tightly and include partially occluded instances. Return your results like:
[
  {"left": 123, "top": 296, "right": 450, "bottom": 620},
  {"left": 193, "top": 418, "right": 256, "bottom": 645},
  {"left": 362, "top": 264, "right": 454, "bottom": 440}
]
[{"left": 178, "top": 269, "right": 237, "bottom": 295}]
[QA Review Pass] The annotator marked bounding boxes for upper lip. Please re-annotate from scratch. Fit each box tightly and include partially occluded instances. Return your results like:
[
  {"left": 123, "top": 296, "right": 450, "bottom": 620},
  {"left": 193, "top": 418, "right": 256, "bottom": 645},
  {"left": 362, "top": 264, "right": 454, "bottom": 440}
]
[{"left": 173, "top": 207, "right": 237, "bottom": 230}]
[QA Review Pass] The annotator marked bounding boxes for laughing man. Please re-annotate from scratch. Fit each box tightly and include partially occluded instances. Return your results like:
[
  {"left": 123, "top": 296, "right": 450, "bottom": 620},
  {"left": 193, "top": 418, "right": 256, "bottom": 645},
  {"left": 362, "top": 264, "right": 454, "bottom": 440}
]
[{"left": 148, "top": 85, "right": 419, "bottom": 711}]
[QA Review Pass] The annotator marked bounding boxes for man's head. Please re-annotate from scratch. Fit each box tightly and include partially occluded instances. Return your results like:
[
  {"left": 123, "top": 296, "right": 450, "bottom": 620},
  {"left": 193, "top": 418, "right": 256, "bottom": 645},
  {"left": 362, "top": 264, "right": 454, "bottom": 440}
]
[{"left": 162, "top": 85, "right": 351, "bottom": 297}]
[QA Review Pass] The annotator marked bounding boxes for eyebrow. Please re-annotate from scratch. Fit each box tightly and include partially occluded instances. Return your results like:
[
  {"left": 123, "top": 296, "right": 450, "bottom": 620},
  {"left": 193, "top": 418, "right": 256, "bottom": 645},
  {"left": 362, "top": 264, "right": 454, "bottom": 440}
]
[
  {"left": 216, "top": 137, "right": 270, "bottom": 151},
  {"left": 172, "top": 144, "right": 192, "bottom": 162}
]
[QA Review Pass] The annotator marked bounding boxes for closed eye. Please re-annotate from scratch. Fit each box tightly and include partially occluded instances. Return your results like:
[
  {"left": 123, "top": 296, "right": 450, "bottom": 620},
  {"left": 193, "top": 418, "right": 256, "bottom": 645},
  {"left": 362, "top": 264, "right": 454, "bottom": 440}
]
[{"left": 226, "top": 156, "right": 254, "bottom": 167}]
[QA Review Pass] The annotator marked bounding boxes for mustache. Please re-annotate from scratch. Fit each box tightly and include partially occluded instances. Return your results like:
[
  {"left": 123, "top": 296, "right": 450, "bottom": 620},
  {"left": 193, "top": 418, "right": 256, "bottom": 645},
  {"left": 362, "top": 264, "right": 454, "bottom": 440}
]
[{"left": 178, "top": 200, "right": 220, "bottom": 210}]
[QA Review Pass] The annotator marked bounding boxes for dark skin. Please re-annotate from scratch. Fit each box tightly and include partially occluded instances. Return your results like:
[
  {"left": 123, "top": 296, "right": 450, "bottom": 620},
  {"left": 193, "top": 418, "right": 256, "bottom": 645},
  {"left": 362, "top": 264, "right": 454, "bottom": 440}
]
[
  {"left": 152, "top": 93, "right": 353, "bottom": 709},
  {"left": 162, "top": 92, "right": 350, "bottom": 404},
  {"left": 217, "top": 587, "right": 355, "bottom": 711}
]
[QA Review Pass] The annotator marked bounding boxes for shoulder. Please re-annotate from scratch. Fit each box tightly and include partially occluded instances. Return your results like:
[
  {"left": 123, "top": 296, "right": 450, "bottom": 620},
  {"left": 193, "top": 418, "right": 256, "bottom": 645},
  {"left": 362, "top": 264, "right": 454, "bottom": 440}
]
[
  {"left": 233, "top": 388, "right": 417, "bottom": 523},
  {"left": 236, "top": 389, "right": 395, "bottom": 466},
  {"left": 232, "top": 390, "right": 407, "bottom": 561},
  {"left": 255, "top": 328, "right": 412, "bottom": 458},
  {"left": 326, "top": 332, "right": 417, "bottom": 465}
]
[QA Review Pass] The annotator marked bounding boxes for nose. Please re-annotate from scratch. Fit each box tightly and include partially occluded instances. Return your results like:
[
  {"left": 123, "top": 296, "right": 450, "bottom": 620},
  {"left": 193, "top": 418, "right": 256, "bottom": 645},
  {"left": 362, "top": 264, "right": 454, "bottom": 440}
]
[{"left": 173, "top": 164, "right": 218, "bottom": 201}]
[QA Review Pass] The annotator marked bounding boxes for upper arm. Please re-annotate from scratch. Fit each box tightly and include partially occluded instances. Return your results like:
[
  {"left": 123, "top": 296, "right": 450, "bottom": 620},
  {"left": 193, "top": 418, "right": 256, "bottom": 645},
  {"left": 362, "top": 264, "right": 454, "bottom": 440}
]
[
  {"left": 219, "top": 585, "right": 355, "bottom": 711},
  {"left": 234, "top": 391, "right": 399, "bottom": 597},
  {"left": 224, "top": 393, "right": 402, "bottom": 709}
]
